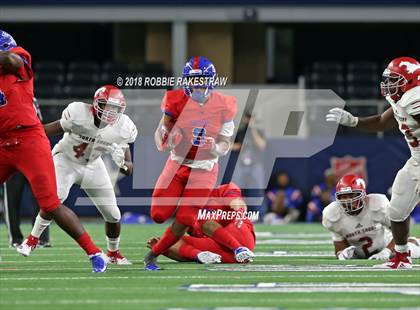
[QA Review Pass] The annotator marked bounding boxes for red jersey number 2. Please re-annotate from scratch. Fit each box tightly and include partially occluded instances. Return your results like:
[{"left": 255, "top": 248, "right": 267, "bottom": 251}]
[
  {"left": 359, "top": 236, "right": 373, "bottom": 257},
  {"left": 401, "top": 124, "right": 419, "bottom": 148},
  {"left": 73, "top": 143, "right": 88, "bottom": 158}
]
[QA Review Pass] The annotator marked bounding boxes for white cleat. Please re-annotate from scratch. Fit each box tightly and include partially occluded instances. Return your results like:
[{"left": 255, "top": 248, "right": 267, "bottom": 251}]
[
  {"left": 106, "top": 250, "right": 132, "bottom": 265},
  {"left": 373, "top": 251, "right": 413, "bottom": 269},
  {"left": 16, "top": 239, "right": 36, "bottom": 257},
  {"left": 234, "top": 247, "right": 255, "bottom": 263},
  {"left": 197, "top": 251, "right": 222, "bottom": 264}
]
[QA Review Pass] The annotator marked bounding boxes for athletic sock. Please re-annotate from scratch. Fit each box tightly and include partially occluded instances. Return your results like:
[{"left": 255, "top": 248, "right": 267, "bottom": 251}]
[
  {"left": 106, "top": 237, "right": 120, "bottom": 252},
  {"left": 395, "top": 244, "right": 409, "bottom": 253},
  {"left": 152, "top": 227, "right": 178, "bottom": 256},
  {"left": 211, "top": 227, "right": 241, "bottom": 250},
  {"left": 31, "top": 214, "right": 52, "bottom": 238},
  {"left": 76, "top": 231, "right": 101, "bottom": 256},
  {"left": 179, "top": 243, "right": 200, "bottom": 260}
]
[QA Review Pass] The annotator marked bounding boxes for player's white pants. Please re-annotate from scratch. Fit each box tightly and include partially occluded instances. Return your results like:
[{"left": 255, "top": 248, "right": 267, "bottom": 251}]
[
  {"left": 53, "top": 152, "right": 121, "bottom": 223},
  {"left": 389, "top": 157, "right": 420, "bottom": 222}
]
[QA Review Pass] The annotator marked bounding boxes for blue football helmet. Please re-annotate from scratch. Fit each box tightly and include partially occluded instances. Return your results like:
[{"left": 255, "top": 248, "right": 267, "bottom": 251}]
[
  {"left": 182, "top": 56, "right": 216, "bottom": 103},
  {"left": 0, "top": 30, "right": 17, "bottom": 51}
]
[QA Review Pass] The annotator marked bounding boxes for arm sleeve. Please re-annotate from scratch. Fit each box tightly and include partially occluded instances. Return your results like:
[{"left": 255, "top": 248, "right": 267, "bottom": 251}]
[
  {"left": 11, "top": 47, "right": 33, "bottom": 80},
  {"left": 330, "top": 231, "right": 345, "bottom": 242},
  {"left": 128, "top": 122, "right": 138, "bottom": 144},
  {"left": 406, "top": 99, "right": 420, "bottom": 116},
  {"left": 59, "top": 103, "right": 76, "bottom": 132},
  {"left": 322, "top": 208, "right": 344, "bottom": 241},
  {"left": 160, "top": 92, "right": 178, "bottom": 119},
  {"left": 219, "top": 120, "right": 235, "bottom": 137},
  {"left": 223, "top": 96, "right": 237, "bottom": 122}
]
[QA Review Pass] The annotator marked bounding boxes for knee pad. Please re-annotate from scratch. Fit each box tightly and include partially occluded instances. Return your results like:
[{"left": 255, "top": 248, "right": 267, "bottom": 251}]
[
  {"left": 101, "top": 206, "right": 121, "bottom": 223},
  {"left": 387, "top": 202, "right": 410, "bottom": 222},
  {"left": 150, "top": 197, "right": 178, "bottom": 224}
]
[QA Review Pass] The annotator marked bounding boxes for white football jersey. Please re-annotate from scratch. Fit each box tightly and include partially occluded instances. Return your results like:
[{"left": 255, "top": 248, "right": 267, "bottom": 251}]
[
  {"left": 387, "top": 86, "right": 420, "bottom": 161},
  {"left": 52, "top": 101, "right": 138, "bottom": 164},
  {"left": 322, "top": 194, "right": 393, "bottom": 259}
]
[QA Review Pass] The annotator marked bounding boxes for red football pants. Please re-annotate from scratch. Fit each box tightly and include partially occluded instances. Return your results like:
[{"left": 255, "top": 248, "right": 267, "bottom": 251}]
[
  {"left": 151, "top": 158, "right": 218, "bottom": 226},
  {"left": 182, "top": 222, "right": 256, "bottom": 263},
  {"left": 0, "top": 128, "right": 60, "bottom": 212}
]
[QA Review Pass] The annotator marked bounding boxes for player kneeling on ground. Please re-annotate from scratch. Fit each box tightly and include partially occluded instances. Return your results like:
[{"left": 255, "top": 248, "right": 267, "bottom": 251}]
[
  {"left": 18, "top": 85, "right": 137, "bottom": 264},
  {"left": 147, "top": 182, "right": 256, "bottom": 264},
  {"left": 322, "top": 174, "right": 420, "bottom": 261}
]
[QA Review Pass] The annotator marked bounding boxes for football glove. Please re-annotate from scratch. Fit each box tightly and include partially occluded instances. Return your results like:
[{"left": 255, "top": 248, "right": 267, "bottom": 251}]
[
  {"left": 157, "top": 125, "right": 182, "bottom": 151},
  {"left": 202, "top": 137, "right": 230, "bottom": 157},
  {"left": 110, "top": 143, "right": 126, "bottom": 169},
  {"left": 337, "top": 245, "right": 356, "bottom": 260},
  {"left": 368, "top": 248, "right": 392, "bottom": 260},
  {"left": 326, "top": 108, "right": 359, "bottom": 127}
]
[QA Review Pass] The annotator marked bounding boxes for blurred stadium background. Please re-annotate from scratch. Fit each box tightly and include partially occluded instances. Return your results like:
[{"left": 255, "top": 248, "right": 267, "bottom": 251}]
[{"left": 1, "top": 0, "right": 419, "bottom": 223}]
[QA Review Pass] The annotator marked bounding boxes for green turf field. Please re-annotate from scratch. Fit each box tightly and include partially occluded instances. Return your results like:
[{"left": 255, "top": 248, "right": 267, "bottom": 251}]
[{"left": 0, "top": 223, "right": 419, "bottom": 310}]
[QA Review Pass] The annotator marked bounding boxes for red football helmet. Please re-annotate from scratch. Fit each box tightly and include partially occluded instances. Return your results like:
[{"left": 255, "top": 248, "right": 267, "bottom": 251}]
[
  {"left": 335, "top": 174, "right": 367, "bottom": 215},
  {"left": 380, "top": 57, "right": 420, "bottom": 101},
  {"left": 93, "top": 85, "right": 126, "bottom": 125}
]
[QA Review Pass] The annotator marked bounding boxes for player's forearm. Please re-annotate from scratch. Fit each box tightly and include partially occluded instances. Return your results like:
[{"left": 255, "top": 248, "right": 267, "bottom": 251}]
[
  {"left": 43, "top": 120, "right": 64, "bottom": 136},
  {"left": 120, "top": 161, "right": 133, "bottom": 176},
  {"left": 119, "top": 148, "right": 133, "bottom": 176},
  {"left": 356, "top": 108, "right": 397, "bottom": 132},
  {"left": 356, "top": 115, "right": 388, "bottom": 132},
  {"left": 334, "top": 240, "right": 349, "bottom": 258},
  {"left": 155, "top": 127, "right": 167, "bottom": 151},
  {"left": 0, "top": 51, "right": 23, "bottom": 73},
  {"left": 155, "top": 115, "right": 175, "bottom": 151}
]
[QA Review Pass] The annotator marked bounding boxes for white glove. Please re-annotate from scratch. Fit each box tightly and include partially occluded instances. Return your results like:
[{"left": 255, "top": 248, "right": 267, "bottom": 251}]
[
  {"left": 337, "top": 245, "right": 356, "bottom": 260},
  {"left": 368, "top": 248, "right": 392, "bottom": 260},
  {"left": 110, "top": 143, "right": 126, "bottom": 169},
  {"left": 326, "top": 108, "right": 359, "bottom": 127}
]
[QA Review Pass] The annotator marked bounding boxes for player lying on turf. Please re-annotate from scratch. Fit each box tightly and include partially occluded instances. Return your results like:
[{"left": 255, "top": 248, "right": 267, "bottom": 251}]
[
  {"left": 144, "top": 56, "right": 254, "bottom": 270},
  {"left": 147, "top": 182, "right": 256, "bottom": 264},
  {"left": 18, "top": 85, "right": 137, "bottom": 264},
  {"left": 1, "top": 29, "right": 107, "bottom": 272},
  {"left": 322, "top": 174, "right": 420, "bottom": 260}
]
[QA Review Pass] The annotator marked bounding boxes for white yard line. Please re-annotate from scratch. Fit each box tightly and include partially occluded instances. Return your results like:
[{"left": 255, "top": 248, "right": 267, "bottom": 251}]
[
  {"left": 255, "top": 251, "right": 333, "bottom": 257},
  {"left": 0, "top": 297, "right": 414, "bottom": 305},
  {"left": 256, "top": 240, "right": 331, "bottom": 245},
  {"left": 1, "top": 274, "right": 418, "bottom": 281},
  {"left": 183, "top": 282, "right": 420, "bottom": 295},
  {"left": 256, "top": 232, "right": 331, "bottom": 238},
  {"left": 206, "top": 264, "right": 420, "bottom": 272}
]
